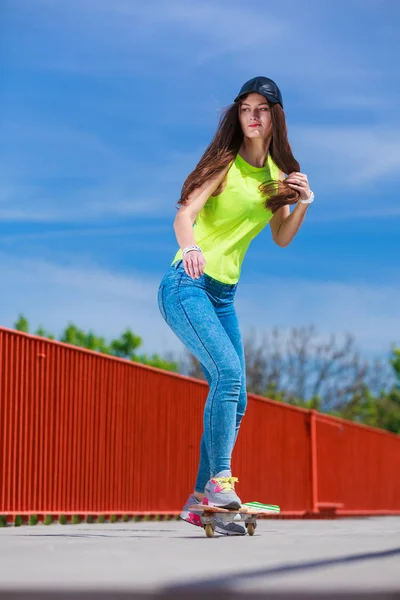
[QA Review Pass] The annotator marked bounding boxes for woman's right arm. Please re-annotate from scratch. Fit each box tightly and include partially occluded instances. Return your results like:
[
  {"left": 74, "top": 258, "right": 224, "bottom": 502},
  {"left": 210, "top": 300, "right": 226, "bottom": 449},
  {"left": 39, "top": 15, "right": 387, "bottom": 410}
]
[{"left": 174, "top": 164, "right": 230, "bottom": 279}]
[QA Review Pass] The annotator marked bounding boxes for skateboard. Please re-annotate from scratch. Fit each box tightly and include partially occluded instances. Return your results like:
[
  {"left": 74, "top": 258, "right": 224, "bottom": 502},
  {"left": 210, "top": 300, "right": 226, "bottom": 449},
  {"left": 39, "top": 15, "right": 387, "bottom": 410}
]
[{"left": 187, "top": 501, "right": 280, "bottom": 538}]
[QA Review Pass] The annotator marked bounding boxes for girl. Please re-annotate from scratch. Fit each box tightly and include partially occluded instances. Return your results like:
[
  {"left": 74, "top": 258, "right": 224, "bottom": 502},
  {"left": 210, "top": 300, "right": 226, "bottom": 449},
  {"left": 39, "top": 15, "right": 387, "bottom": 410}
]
[{"left": 157, "top": 76, "right": 314, "bottom": 535}]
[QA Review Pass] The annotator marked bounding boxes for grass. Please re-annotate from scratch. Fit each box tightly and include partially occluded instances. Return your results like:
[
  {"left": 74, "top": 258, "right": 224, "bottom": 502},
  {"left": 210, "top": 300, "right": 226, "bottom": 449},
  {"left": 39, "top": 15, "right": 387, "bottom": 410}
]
[{"left": 2, "top": 512, "right": 180, "bottom": 526}]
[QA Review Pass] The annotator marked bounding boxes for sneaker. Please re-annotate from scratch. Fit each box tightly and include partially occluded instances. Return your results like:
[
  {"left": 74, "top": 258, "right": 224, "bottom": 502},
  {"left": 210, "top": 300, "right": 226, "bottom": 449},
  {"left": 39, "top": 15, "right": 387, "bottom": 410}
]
[
  {"left": 204, "top": 470, "right": 242, "bottom": 510},
  {"left": 180, "top": 494, "right": 203, "bottom": 528},
  {"left": 180, "top": 493, "right": 245, "bottom": 536}
]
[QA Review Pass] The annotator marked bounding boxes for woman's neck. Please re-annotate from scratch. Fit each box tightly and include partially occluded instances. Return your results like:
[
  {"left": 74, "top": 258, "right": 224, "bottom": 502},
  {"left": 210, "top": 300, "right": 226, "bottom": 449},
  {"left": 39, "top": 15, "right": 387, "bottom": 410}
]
[{"left": 239, "top": 138, "right": 271, "bottom": 168}]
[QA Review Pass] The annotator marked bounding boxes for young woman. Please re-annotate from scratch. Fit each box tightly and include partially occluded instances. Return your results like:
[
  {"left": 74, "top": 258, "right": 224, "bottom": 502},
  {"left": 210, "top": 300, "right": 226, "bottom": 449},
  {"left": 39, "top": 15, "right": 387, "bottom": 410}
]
[{"left": 157, "top": 76, "right": 314, "bottom": 535}]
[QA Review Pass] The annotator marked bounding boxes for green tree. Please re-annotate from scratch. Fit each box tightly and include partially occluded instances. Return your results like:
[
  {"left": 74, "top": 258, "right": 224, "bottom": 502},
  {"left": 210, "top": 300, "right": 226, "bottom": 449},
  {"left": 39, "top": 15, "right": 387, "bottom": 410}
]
[
  {"left": 373, "top": 347, "right": 400, "bottom": 433},
  {"left": 60, "top": 324, "right": 110, "bottom": 353},
  {"left": 391, "top": 347, "right": 400, "bottom": 387},
  {"left": 14, "top": 314, "right": 29, "bottom": 333},
  {"left": 110, "top": 329, "right": 142, "bottom": 359},
  {"left": 132, "top": 352, "right": 179, "bottom": 372},
  {"left": 11, "top": 316, "right": 399, "bottom": 429},
  {"left": 336, "top": 348, "right": 400, "bottom": 433},
  {"left": 12, "top": 316, "right": 179, "bottom": 373},
  {"left": 35, "top": 326, "right": 55, "bottom": 340}
]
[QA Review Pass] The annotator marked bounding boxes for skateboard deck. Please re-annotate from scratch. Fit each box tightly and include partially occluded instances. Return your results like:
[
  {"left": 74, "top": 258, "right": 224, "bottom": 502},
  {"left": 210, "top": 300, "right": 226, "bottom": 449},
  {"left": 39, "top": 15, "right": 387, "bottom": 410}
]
[{"left": 187, "top": 501, "right": 280, "bottom": 537}]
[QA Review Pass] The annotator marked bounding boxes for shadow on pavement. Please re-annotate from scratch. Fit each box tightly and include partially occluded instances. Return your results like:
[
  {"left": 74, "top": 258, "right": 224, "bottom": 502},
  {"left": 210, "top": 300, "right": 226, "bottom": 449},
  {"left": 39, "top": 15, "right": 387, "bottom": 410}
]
[
  {"left": 0, "top": 591, "right": 399, "bottom": 599},
  {"left": 0, "top": 547, "right": 399, "bottom": 599},
  {"left": 164, "top": 545, "right": 400, "bottom": 593}
]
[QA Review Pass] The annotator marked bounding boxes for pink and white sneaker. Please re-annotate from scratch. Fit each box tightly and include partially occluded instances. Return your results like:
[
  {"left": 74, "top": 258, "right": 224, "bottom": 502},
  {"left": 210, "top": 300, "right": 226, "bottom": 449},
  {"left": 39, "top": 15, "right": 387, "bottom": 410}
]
[
  {"left": 204, "top": 470, "right": 242, "bottom": 510},
  {"left": 180, "top": 494, "right": 204, "bottom": 528},
  {"left": 180, "top": 493, "right": 245, "bottom": 536}
]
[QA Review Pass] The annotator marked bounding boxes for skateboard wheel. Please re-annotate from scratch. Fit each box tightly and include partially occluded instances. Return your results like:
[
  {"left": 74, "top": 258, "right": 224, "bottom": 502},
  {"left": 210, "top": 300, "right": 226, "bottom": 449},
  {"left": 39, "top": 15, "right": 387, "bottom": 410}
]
[
  {"left": 205, "top": 523, "right": 215, "bottom": 538},
  {"left": 246, "top": 523, "right": 255, "bottom": 536}
]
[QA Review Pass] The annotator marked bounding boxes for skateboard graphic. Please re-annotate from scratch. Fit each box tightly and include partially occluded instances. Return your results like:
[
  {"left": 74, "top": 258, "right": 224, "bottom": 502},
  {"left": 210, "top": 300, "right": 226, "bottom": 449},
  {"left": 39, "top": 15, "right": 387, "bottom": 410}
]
[{"left": 187, "top": 501, "right": 280, "bottom": 538}]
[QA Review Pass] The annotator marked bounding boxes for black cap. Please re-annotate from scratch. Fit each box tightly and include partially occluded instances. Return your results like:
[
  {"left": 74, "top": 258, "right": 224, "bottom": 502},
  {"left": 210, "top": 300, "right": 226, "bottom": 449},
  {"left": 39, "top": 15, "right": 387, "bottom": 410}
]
[{"left": 234, "top": 76, "right": 283, "bottom": 108}]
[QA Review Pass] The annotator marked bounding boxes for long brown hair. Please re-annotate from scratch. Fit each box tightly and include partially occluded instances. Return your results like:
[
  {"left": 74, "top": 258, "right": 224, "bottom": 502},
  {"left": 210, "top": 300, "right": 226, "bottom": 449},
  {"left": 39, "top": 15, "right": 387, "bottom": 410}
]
[{"left": 176, "top": 95, "right": 300, "bottom": 214}]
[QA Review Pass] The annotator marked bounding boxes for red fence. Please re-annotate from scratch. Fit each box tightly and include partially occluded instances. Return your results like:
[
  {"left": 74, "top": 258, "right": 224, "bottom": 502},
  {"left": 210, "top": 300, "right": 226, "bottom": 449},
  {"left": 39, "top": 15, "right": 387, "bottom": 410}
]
[
  {"left": 315, "top": 414, "right": 400, "bottom": 514},
  {"left": 1, "top": 326, "right": 399, "bottom": 519}
]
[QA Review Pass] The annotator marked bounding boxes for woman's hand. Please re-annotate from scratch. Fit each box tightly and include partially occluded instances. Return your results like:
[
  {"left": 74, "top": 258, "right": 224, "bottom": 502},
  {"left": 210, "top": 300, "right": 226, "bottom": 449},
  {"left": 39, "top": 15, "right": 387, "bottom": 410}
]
[
  {"left": 285, "top": 172, "right": 311, "bottom": 201},
  {"left": 184, "top": 250, "right": 206, "bottom": 279}
]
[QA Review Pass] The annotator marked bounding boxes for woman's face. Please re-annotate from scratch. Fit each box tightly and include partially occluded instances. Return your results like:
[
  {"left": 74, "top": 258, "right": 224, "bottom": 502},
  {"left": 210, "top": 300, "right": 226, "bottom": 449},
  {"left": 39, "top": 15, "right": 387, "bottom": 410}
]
[{"left": 238, "top": 92, "right": 272, "bottom": 140}]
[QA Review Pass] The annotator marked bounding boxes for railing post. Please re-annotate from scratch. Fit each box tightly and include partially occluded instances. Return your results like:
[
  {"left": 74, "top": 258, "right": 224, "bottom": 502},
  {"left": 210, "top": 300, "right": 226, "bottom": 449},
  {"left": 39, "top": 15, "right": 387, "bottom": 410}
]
[{"left": 309, "top": 409, "right": 319, "bottom": 514}]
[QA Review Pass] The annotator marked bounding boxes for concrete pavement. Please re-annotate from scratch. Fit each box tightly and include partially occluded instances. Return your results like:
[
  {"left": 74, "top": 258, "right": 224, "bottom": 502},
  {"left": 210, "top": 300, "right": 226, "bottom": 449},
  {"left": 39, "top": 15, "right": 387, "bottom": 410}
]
[{"left": 0, "top": 517, "right": 399, "bottom": 599}]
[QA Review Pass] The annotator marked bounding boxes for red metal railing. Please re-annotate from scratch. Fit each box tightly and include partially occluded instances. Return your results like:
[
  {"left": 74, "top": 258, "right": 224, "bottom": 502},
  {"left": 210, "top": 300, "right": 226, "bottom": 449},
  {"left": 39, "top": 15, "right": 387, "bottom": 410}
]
[
  {"left": 1, "top": 326, "right": 399, "bottom": 519},
  {"left": 235, "top": 396, "right": 312, "bottom": 514},
  {"left": 315, "top": 413, "right": 400, "bottom": 514}
]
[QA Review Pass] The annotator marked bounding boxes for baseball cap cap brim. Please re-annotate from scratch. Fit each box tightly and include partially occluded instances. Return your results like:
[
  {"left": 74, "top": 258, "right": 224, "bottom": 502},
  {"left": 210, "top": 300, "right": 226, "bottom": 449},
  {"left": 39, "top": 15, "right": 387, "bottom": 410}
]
[{"left": 234, "top": 76, "right": 283, "bottom": 108}]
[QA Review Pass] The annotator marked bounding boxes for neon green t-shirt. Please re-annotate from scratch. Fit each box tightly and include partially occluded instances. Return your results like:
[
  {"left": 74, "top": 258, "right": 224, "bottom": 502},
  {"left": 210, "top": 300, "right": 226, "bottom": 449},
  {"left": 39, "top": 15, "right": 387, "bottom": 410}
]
[{"left": 171, "top": 152, "right": 280, "bottom": 284}]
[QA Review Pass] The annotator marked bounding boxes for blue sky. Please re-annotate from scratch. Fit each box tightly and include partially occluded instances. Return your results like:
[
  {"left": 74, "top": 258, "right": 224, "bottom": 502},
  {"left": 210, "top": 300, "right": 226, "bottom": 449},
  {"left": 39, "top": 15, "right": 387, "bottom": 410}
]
[{"left": 1, "top": 0, "right": 399, "bottom": 361}]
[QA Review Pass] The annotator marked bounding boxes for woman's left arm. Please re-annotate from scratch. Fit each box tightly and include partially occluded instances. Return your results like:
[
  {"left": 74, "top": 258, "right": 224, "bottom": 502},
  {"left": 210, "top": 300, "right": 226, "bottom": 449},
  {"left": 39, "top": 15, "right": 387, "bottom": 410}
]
[{"left": 269, "top": 171, "right": 312, "bottom": 248}]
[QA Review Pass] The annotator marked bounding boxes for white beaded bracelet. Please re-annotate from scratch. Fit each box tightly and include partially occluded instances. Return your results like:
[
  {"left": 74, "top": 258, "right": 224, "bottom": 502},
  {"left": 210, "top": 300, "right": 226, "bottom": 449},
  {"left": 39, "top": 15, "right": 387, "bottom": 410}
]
[
  {"left": 182, "top": 245, "right": 203, "bottom": 257},
  {"left": 299, "top": 191, "right": 315, "bottom": 204}
]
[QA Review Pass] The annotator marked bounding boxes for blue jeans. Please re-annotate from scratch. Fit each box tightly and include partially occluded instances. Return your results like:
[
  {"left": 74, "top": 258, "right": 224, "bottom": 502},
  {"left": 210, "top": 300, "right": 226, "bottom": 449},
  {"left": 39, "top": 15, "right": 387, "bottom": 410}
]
[{"left": 157, "top": 259, "right": 247, "bottom": 493}]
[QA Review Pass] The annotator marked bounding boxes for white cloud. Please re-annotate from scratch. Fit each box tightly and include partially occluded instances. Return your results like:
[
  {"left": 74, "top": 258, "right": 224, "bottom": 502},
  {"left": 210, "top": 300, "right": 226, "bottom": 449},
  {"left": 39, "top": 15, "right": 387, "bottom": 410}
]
[
  {"left": 2, "top": 2, "right": 399, "bottom": 226},
  {"left": 0, "top": 121, "right": 118, "bottom": 179},
  {"left": 0, "top": 253, "right": 398, "bottom": 360},
  {"left": 0, "top": 122, "right": 197, "bottom": 223},
  {"left": 0, "top": 186, "right": 173, "bottom": 222},
  {"left": 317, "top": 92, "right": 395, "bottom": 110},
  {"left": 0, "top": 253, "right": 175, "bottom": 356},
  {"left": 291, "top": 125, "right": 400, "bottom": 191},
  {"left": 0, "top": 225, "right": 169, "bottom": 244},
  {"left": 6, "top": 0, "right": 397, "bottom": 118},
  {"left": 0, "top": 0, "right": 290, "bottom": 82},
  {"left": 237, "top": 276, "right": 399, "bottom": 356},
  {"left": 12, "top": 0, "right": 289, "bottom": 68},
  {"left": 307, "top": 206, "right": 400, "bottom": 223},
  {"left": 2, "top": 115, "right": 400, "bottom": 227}
]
